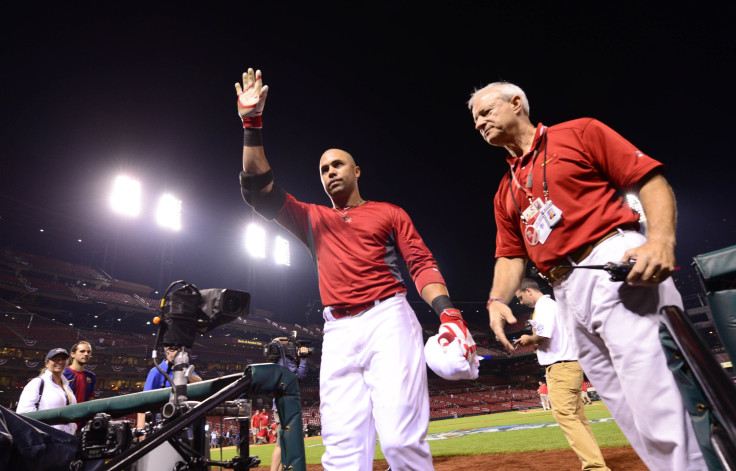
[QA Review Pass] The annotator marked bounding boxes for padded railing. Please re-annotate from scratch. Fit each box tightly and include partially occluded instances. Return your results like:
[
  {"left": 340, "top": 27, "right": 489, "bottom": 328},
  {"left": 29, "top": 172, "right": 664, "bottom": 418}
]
[
  {"left": 22, "top": 363, "right": 306, "bottom": 471},
  {"left": 693, "top": 245, "right": 736, "bottom": 367},
  {"left": 660, "top": 305, "right": 736, "bottom": 471}
]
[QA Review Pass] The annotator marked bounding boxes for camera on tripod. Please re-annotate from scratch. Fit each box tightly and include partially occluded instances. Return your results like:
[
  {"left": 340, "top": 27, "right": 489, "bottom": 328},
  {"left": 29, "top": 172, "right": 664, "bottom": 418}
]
[{"left": 78, "top": 281, "right": 251, "bottom": 466}]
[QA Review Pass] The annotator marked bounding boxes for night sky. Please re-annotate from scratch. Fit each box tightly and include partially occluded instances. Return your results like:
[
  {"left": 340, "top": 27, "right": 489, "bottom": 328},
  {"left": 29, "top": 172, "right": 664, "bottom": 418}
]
[{"left": 2, "top": 3, "right": 734, "bottom": 324}]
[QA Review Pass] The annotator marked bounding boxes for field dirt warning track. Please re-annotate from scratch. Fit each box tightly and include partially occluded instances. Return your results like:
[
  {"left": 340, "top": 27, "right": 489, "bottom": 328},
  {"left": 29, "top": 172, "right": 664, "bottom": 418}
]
[{"left": 303, "top": 446, "right": 647, "bottom": 470}]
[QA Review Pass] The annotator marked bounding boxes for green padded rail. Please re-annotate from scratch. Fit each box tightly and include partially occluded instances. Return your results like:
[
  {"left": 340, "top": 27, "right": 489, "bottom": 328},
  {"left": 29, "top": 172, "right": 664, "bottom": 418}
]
[
  {"left": 23, "top": 373, "right": 242, "bottom": 424},
  {"left": 693, "top": 245, "right": 736, "bottom": 281},
  {"left": 21, "top": 363, "right": 307, "bottom": 471},
  {"left": 693, "top": 245, "right": 736, "bottom": 367}
]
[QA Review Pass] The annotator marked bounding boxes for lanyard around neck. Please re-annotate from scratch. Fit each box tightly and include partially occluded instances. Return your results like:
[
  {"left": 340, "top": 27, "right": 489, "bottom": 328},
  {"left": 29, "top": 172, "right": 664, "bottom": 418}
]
[{"left": 508, "top": 128, "right": 549, "bottom": 223}]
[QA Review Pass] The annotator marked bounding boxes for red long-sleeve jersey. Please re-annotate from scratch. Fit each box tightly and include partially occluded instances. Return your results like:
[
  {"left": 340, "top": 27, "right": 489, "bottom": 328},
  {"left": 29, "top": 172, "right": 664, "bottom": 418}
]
[{"left": 275, "top": 195, "right": 446, "bottom": 308}]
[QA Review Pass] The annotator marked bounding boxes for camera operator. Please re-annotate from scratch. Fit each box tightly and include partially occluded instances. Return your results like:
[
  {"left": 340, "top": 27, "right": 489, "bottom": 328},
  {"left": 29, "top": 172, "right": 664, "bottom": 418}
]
[
  {"left": 136, "top": 346, "right": 201, "bottom": 436},
  {"left": 266, "top": 335, "right": 309, "bottom": 471}
]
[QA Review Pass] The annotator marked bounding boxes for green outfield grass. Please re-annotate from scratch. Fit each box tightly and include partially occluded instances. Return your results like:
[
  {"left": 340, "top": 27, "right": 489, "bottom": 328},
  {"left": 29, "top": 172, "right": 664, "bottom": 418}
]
[{"left": 209, "top": 402, "right": 631, "bottom": 467}]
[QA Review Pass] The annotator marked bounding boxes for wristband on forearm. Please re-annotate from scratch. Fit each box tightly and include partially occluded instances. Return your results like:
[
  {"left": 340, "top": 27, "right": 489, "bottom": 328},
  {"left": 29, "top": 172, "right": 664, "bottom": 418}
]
[
  {"left": 487, "top": 297, "right": 506, "bottom": 310},
  {"left": 242, "top": 115, "right": 263, "bottom": 128},
  {"left": 244, "top": 128, "right": 263, "bottom": 147},
  {"left": 431, "top": 294, "right": 455, "bottom": 317}
]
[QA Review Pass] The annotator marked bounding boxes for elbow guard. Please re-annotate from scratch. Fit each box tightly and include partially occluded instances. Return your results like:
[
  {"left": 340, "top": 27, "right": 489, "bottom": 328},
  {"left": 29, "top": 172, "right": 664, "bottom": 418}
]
[{"left": 239, "top": 171, "right": 287, "bottom": 220}]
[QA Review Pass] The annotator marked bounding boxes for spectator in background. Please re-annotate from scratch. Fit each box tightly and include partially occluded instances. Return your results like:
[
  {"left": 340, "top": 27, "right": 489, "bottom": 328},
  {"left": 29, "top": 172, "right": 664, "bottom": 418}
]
[
  {"left": 581, "top": 379, "right": 593, "bottom": 405},
  {"left": 64, "top": 341, "right": 96, "bottom": 403},
  {"left": 537, "top": 381, "right": 551, "bottom": 411},
  {"left": 269, "top": 421, "right": 278, "bottom": 444},
  {"left": 251, "top": 409, "right": 261, "bottom": 444},
  {"left": 515, "top": 278, "right": 608, "bottom": 470},
  {"left": 259, "top": 409, "right": 269, "bottom": 442},
  {"left": 17, "top": 348, "right": 78, "bottom": 435},
  {"left": 255, "top": 421, "right": 269, "bottom": 445}
]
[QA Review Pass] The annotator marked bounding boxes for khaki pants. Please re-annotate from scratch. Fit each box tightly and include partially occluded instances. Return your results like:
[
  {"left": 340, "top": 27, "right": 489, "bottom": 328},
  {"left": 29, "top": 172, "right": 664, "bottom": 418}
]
[{"left": 546, "top": 361, "right": 609, "bottom": 471}]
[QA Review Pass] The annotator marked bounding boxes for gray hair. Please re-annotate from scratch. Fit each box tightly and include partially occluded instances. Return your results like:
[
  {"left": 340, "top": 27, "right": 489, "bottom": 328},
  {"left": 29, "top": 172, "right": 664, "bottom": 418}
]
[{"left": 467, "top": 81, "right": 530, "bottom": 116}]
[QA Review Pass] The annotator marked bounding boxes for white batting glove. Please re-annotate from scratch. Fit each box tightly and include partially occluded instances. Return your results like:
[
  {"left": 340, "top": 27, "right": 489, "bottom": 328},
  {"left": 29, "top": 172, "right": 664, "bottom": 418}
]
[{"left": 235, "top": 68, "right": 269, "bottom": 128}]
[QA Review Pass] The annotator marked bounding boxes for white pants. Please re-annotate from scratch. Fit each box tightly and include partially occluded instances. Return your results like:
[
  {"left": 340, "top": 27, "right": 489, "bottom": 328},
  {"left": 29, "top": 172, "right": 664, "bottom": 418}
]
[
  {"left": 319, "top": 294, "right": 433, "bottom": 471},
  {"left": 553, "top": 230, "right": 705, "bottom": 471}
]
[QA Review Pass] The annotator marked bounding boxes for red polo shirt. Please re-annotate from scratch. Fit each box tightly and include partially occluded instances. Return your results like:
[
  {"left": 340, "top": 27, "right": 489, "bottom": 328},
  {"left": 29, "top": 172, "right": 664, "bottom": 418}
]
[{"left": 494, "top": 118, "right": 663, "bottom": 274}]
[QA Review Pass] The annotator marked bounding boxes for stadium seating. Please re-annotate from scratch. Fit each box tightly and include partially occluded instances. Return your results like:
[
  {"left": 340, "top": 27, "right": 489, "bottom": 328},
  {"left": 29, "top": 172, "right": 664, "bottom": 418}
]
[{"left": 0, "top": 247, "right": 585, "bottom": 427}]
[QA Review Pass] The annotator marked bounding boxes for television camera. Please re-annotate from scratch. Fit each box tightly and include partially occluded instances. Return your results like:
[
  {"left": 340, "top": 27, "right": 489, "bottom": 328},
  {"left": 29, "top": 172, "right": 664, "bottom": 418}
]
[
  {"left": 264, "top": 330, "right": 314, "bottom": 365},
  {"left": 74, "top": 280, "right": 262, "bottom": 471}
]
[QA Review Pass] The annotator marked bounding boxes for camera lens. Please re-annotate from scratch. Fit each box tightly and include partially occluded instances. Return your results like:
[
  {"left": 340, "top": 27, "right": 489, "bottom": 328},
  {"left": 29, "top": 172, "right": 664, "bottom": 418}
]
[
  {"left": 91, "top": 417, "right": 106, "bottom": 430},
  {"left": 223, "top": 294, "right": 240, "bottom": 313}
]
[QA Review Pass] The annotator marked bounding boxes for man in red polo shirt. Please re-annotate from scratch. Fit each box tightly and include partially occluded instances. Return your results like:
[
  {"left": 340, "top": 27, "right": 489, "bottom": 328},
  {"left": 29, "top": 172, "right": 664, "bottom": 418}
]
[{"left": 468, "top": 81, "right": 704, "bottom": 470}]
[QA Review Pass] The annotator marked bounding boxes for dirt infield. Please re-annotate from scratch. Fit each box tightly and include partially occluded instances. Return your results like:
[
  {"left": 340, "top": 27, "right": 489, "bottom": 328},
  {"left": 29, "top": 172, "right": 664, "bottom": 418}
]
[{"left": 303, "top": 446, "right": 647, "bottom": 470}]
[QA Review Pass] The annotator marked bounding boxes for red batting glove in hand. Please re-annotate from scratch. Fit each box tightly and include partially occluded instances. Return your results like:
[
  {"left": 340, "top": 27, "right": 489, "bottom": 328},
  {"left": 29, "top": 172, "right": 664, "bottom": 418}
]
[
  {"left": 235, "top": 68, "right": 269, "bottom": 128},
  {"left": 438, "top": 309, "right": 477, "bottom": 359}
]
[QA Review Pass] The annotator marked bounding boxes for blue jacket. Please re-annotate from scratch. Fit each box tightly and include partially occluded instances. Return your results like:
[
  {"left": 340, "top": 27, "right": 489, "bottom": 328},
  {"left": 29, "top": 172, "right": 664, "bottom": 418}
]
[{"left": 143, "top": 359, "right": 173, "bottom": 391}]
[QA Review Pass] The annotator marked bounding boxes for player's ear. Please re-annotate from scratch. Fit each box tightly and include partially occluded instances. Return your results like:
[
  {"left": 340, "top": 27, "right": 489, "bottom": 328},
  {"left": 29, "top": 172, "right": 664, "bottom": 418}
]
[{"left": 354, "top": 165, "right": 361, "bottom": 178}]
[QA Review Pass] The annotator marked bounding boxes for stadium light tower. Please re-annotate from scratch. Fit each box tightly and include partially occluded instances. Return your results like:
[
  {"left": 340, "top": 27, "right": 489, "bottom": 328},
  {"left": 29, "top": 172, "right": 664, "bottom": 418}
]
[
  {"left": 110, "top": 175, "right": 141, "bottom": 217},
  {"left": 274, "top": 235, "right": 291, "bottom": 266},
  {"left": 245, "top": 223, "right": 266, "bottom": 259},
  {"left": 156, "top": 193, "right": 182, "bottom": 231}
]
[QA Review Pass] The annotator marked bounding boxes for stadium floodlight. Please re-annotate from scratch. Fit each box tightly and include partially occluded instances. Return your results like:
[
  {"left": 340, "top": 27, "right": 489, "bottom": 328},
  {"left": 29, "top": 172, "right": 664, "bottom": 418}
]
[
  {"left": 274, "top": 235, "right": 291, "bottom": 266},
  {"left": 156, "top": 193, "right": 182, "bottom": 231},
  {"left": 110, "top": 175, "right": 142, "bottom": 217},
  {"left": 245, "top": 223, "right": 266, "bottom": 259}
]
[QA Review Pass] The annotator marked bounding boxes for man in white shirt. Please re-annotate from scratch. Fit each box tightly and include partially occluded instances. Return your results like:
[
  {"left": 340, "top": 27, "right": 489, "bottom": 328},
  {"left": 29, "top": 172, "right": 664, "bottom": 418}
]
[{"left": 514, "top": 279, "right": 609, "bottom": 471}]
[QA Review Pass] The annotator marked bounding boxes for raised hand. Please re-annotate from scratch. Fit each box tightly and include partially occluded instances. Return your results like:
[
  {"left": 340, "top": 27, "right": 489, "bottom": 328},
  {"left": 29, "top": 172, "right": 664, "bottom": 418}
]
[{"left": 235, "top": 68, "right": 269, "bottom": 128}]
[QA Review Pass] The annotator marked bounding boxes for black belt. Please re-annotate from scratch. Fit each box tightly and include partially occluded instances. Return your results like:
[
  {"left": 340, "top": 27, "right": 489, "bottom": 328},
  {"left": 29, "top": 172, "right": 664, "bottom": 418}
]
[
  {"left": 329, "top": 293, "right": 397, "bottom": 319},
  {"left": 545, "top": 360, "right": 576, "bottom": 367},
  {"left": 544, "top": 223, "right": 639, "bottom": 282}
]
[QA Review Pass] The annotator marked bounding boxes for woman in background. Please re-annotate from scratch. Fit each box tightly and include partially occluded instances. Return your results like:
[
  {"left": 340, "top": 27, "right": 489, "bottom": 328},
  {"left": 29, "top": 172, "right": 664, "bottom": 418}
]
[{"left": 17, "top": 347, "right": 78, "bottom": 434}]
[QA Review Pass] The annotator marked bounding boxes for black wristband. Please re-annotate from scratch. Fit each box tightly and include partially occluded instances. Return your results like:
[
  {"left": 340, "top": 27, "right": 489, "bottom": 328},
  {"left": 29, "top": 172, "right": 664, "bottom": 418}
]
[
  {"left": 431, "top": 294, "right": 455, "bottom": 317},
  {"left": 244, "top": 128, "right": 263, "bottom": 147}
]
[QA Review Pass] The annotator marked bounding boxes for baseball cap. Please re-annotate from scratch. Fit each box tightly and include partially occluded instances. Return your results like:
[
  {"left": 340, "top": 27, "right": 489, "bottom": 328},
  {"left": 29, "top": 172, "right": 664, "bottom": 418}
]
[{"left": 45, "top": 348, "right": 70, "bottom": 361}]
